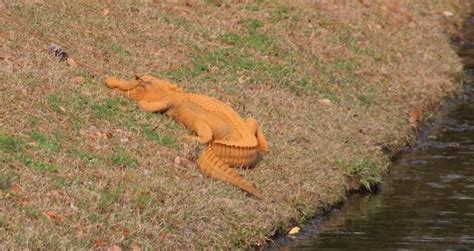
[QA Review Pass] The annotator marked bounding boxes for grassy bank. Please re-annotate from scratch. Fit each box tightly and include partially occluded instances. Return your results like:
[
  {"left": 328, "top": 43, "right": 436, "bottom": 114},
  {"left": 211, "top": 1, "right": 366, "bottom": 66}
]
[{"left": 0, "top": 0, "right": 468, "bottom": 249}]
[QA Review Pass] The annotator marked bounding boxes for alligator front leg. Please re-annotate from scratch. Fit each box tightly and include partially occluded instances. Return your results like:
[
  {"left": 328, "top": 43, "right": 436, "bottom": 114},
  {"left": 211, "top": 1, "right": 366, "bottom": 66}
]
[
  {"left": 185, "top": 120, "right": 213, "bottom": 144},
  {"left": 138, "top": 99, "right": 172, "bottom": 113},
  {"left": 245, "top": 118, "right": 269, "bottom": 153}
]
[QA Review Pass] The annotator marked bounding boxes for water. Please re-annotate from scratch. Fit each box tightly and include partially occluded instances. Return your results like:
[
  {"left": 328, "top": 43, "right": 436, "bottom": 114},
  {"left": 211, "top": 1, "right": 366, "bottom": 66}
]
[{"left": 274, "top": 15, "right": 474, "bottom": 251}]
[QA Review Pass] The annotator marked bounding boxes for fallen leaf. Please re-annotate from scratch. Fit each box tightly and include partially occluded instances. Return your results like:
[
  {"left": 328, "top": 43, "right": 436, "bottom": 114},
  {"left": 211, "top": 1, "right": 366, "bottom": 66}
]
[
  {"left": 103, "top": 131, "right": 113, "bottom": 139},
  {"left": 109, "top": 244, "right": 121, "bottom": 251},
  {"left": 11, "top": 183, "right": 23, "bottom": 197},
  {"left": 159, "top": 231, "right": 168, "bottom": 240},
  {"left": 131, "top": 243, "right": 141, "bottom": 251},
  {"left": 122, "top": 228, "right": 130, "bottom": 238},
  {"left": 43, "top": 210, "right": 61, "bottom": 221},
  {"left": 318, "top": 98, "right": 332, "bottom": 106},
  {"left": 442, "top": 11, "right": 453, "bottom": 17},
  {"left": 75, "top": 223, "right": 85, "bottom": 239},
  {"left": 66, "top": 58, "right": 78, "bottom": 67},
  {"left": 288, "top": 226, "right": 300, "bottom": 235},
  {"left": 380, "top": 5, "right": 388, "bottom": 16},
  {"left": 209, "top": 65, "right": 219, "bottom": 74},
  {"left": 174, "top": 156, "right": 181, "bottom": 167},
  {"left": 27, "top": 141, "right": 38, "bottom": 147},
  {"left": 409, "top": 109, "right": 422, "bottom": 129},
  {"left": 102, "top": 8, "right": 110, "bottom": 16},
  {"left": 70, "top": 202, "right": 79, "bottom": 211},
  {"left": 95, "top": 239, "right": 106, "bottom": 248},
  {"left": 72, "top": 76, "right": 85, "bottom": 84}
]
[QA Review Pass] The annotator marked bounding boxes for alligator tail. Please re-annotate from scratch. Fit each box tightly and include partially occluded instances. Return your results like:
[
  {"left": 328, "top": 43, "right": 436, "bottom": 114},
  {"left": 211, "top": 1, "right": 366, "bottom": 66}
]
[{"left": 197, "top": 146, "right": 263, "bottom": 199}]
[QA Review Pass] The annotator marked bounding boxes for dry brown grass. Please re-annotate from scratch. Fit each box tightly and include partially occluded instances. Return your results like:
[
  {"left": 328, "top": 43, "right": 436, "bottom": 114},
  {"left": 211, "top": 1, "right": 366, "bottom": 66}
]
[{"left": 0, "top": 0, "right": 468, "bottom": 249}]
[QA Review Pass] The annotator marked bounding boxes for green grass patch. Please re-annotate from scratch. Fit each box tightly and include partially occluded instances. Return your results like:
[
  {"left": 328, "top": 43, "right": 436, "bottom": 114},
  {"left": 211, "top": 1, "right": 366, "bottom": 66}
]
[
  {"left": 0, "top": 170, "right": 20, "bottom": 191},
  {"left": 333, "top": 26, "right": 383, "bottom": 62},
  {"left": 109, "top": 43, "right": 131, "bottom": 57},
  {"left": 26, "top": 114, "right": 39, "bottom": 127},
  {"left": 91, "top": 97, "right": 136, "bottom": 127},
  {"left": 141, "top": 124, "right": 177, "bottom": 147},
  {"left": 28, "top": 131, "right": 61, "bottom": 152},
  {"left": 23, "top": 205, "right": 40, "bottom": 219},
  {"left": 272, "top": 6, "right": 291, "bottom": 22},
  {"left": 0, "top": 212, "right": 5, "bottom": 228},
  {"left": 220, "top": 32, "right": 242, "bottom": 45},
  {"left": 357, "top": 94, "right": 374, "bottom": 106},
  {"left": 0, "top": 134, "right": 22, "bottom": 153},
  {"left": 131, "top": 190, "right": 157, "bottom": 210},
  {"left": 162, "top": 14, "right": 187, "bottom": 27},
  {"left": 75, "top": 68, "right": 95, "bottom": 87},
  {"left": 45, "top": 89, "right": 137, "bottom": 133},
  {"left": 242, "top": 3, "right": 260, "bottom": 11},
  {"left": 73, "top": 149, "right": 100, "bottom": 161},
  {"left": 99, "top": 184, "right": 125, "bottom": 209},
  {"left": 245, "top": 32, "right": 273, "bottom": 51},
  {"left": 22, "top": 157, "right": 59, "bottom": 173},
  {"left": 50, "top": 176, "right": 69, "bottom": 188},
  {"left": 241, "top": 18, "right": 263, "bottom": 31},
  {"left": 91, "top": 98, "right": 124, "bottom": 120},
  {"left": 47, "top": 93, "right": 64, "bottom": 114},
  {"left": 109, "top": 147, "right": 139, "bottom": 169},
  {"left": 88, "top": 212, "right": 102, "bottom": 224},
  {"left": 45, "top": 90, "right": 138, "bottom": 131}
]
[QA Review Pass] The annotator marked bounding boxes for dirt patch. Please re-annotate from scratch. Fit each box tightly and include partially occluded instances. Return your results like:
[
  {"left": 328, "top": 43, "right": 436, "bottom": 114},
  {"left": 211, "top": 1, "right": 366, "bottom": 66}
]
[{"left": 0, "top": 0, "right": 468, "bottom": 249}]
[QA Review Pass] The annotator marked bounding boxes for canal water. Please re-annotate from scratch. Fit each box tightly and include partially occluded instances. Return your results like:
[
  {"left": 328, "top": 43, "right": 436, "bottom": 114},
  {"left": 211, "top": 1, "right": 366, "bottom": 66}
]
[{"left": 274, "top": 15, "right": 474, "bottom": 250}]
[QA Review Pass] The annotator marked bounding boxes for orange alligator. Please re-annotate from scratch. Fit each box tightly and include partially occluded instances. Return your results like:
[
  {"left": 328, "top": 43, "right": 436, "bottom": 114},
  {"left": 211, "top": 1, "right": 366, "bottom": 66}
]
[{"left": 105, "top": 75, "right": 269, "bottom": 199}]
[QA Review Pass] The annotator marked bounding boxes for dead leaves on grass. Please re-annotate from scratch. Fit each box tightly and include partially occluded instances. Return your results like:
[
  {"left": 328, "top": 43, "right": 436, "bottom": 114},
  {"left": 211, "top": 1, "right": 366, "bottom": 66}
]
[
  {"left": 11, "top": 183, "right": 23, "bottom": 197},
  {"left": 66, "top": 57, "right": 78, "bottom": 67},
  {"left": 288, "top": 226, "right": 301, "bottom": 235},
  {"left": 318, "top": 98, "right": 332, "bottom": 106},
  {"left": 159, "top": 230, "right": 169, "bottom": 240},
  {"left": 92, "top": 228, "right": 132, "bottom": 250},
  {"left": 109, "top": 245, "right": 122, "bottom": 251},
  {"left": 102, "top": 8, "right": 110, "bottom": 16},
  {"left": 43, "top": 210, "right": 63, "bottom": 222},
  {"left": 95, "top": 239, "right": 107, "bottom": 248},
  {"left": 71, "top": 76, "right": 85, "bottom": 84},
  {"left": 409, "top": 108, "right": 422, "bottom": 130},
  {"left": 174, "top": 156, "right": 182, "bottom": 167}
]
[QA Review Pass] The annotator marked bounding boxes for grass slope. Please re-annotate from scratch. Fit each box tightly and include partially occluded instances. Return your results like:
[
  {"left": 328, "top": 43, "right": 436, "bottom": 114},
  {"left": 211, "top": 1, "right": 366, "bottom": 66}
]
[{"left": 0, "top": 0, "right": 467, "bottom": 249}]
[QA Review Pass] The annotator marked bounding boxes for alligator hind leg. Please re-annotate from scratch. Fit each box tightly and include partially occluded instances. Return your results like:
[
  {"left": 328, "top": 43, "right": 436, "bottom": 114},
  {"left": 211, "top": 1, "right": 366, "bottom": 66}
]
[
  {"left": 245, "top": 118, "right": 269, "bottom": 153},
  {"left": 105, "top": 76, "right": 140, "bottom": 91}
]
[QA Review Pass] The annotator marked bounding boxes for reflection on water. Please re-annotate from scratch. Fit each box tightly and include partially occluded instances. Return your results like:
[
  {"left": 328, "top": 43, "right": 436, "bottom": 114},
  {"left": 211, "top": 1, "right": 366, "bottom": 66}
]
[{"left": 276, "top": 20, "right": 474, "bottom": 251}]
